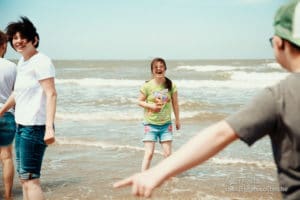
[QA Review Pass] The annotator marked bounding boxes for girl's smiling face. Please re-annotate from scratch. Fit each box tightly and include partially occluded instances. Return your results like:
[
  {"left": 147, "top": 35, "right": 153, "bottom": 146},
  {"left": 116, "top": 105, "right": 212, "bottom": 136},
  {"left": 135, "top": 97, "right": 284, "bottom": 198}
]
[{"left": 151, "top": 61, "right": 166, "bottom": 78}]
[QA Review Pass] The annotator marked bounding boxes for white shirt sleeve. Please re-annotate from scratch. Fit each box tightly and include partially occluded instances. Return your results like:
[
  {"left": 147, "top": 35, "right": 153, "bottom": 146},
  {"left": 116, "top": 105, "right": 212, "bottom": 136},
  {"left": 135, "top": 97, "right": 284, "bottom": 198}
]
[{"left": 34, "top": 55, "right": 55, "bottom": 80}]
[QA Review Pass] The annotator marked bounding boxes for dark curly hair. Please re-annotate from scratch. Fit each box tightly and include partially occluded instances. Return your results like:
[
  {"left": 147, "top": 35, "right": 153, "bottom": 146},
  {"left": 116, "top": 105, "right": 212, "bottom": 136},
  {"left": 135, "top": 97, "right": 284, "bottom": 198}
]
[{"left": 5, "top": 16, "right": 39, "bottom": 49}]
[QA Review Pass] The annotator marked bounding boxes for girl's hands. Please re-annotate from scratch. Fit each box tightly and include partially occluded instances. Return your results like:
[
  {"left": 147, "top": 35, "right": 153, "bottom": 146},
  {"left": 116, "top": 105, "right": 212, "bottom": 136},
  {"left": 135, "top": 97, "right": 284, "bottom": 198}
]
[{"left": 149, "top": 103, "right": 162, "bottom": 112}]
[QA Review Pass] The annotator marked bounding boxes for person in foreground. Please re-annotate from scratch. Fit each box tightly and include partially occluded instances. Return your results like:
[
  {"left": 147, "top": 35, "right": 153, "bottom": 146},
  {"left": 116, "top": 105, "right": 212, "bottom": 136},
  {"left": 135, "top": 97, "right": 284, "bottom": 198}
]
[
  {"left": 114, "top": 1, "right": 300, "bottom": 199},
  {"left": 0, "top": 17, "right": 57, "bottom": 200},
  {"left": 0, "top": 30, "right": 17, "bottom": 200},
  {"left": 139, "top": 58, "right": 180, "bottom": 172}
]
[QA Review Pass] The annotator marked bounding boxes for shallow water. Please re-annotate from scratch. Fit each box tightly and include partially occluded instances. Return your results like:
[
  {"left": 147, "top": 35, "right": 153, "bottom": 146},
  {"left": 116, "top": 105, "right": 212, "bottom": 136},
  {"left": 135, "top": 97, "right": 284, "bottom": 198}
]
[{"left": 2, "top": 59, "right": 286, "bottom": 199}]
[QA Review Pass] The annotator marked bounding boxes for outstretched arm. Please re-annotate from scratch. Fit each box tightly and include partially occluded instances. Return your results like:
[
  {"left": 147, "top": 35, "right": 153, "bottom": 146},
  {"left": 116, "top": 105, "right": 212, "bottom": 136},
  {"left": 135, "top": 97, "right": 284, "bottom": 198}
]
[{"left": 114, "top": 120, "right": 238, "bottom": 197}]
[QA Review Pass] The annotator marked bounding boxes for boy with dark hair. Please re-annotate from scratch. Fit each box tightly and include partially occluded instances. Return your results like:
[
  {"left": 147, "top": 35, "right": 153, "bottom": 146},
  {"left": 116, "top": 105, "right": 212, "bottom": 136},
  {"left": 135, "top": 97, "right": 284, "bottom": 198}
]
[
  {"left": 0, "top": 17, "right": 57, "bottom": 200},
  {"left": 6, "top": 16, "right": 39, "bottom": 48},
  {"left": 114, "top": 1, "right": 300, "bottom": 199}
]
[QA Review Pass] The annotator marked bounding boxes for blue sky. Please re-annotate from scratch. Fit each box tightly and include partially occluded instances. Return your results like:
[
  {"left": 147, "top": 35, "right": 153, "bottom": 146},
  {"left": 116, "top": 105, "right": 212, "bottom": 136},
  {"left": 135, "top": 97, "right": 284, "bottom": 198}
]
[{"left": 0, "top": 0, "right": 283, "bottom": 60}]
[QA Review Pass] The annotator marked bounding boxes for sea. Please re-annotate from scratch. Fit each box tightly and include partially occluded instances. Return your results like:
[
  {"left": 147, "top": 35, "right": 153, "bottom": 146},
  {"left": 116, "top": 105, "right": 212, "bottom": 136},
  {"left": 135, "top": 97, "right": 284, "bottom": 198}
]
[{"left": 3, "top": 59, "right": 287, "bottom": 200}]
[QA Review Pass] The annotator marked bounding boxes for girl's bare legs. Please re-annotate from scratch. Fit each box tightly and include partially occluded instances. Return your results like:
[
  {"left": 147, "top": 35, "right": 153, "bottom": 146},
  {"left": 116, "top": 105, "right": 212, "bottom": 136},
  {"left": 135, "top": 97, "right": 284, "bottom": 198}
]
[
  {"left": 161, "top": 141, "right": 172, "bottom": 158},
  {"left": 141, "top": 142, "right": 155, "bottom": 171}
]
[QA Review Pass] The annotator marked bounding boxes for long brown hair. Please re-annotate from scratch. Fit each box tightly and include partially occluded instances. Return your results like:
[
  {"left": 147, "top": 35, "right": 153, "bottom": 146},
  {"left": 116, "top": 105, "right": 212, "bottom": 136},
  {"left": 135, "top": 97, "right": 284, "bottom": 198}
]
[{"left": 150, "top": 57, "right": 172, "bottom": 92}]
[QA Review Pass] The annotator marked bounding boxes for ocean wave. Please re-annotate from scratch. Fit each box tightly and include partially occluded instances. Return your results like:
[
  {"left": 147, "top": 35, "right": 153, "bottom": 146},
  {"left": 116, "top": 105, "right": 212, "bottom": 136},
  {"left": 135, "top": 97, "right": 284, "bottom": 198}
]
[
  {"left": 57, "top": 67, "right": 104, "bottom": 71},
  {"left": 185, "top": 112, "right": 227, "bottom": 121},
  {"left": 56, "top": 78, "right": 267, "bottom": 89},
  {"left": 179, "top": 100, "right": 217, "bottom": 109},
  {"left": 55, "top": 137, "right": 275, "bottom": 169},
  {"left": 209, "top": 157, "right": 275, "bottom": 169},
  {"left": 55, "top": 137, "right": 162, "bottom": 154},
  {"left": 55, "top": 110, "right": 221, "bottom": 121},
  {"left": 59, "top": 98, "right": 228, "bottom": 112},
  {"left": 175, "top": 79, "right": 267, "bottom": 89},
  {"left": 56, "top": 78, "right": 143, "bottom": 87},
  {"left": 230, "top": 71, "right": 288, "bottom": 82},
  {"left": 175, "top": 65, "right": 244, "bottom": 72},
  {"left": 56, "top": 111, "right": 142, "bottom": 121},
  {"left": 56, "top": 70, "right": 288, "bottom": 89},
  {"left": 177, "top": 71, "right": 288, "bottom": 88},
  {"left": 69, "top": 97, "right": 138, "bottom": 106},
  {"left": 265, "top": 62, "right": 282, "bottom": 69}
]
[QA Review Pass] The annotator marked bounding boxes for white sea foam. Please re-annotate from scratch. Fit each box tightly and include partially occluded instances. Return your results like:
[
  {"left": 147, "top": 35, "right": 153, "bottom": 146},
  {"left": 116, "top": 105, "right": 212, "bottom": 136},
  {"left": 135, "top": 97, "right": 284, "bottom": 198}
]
[
  {"left": 56, "top": 70, "right": 288, "bottom": 90},
  {"left": 56, "top": 137, "right": 162, "bottom": 154},
  {"left": 209, "top": 157, "right": 275, "bottom": 169},
  {"left": 56, "top": 78, "right": 268, "bottom": 89},
  {"left": 55, "top": 137, "right": 275, "bottom": 169},
  {"left": 176, "top": 63, "right": 284, "bottom": 72},
  {"left": 175, "top": 80, "right": 265, "bottom": 89},
  {"left": 56, "top": 111, "right": 203, "bottom": 121},
  {"left": 56, "top": 78, "right": 143, "bottom": 87},
  {"left": 265, "top": 62, "right": 282, "bottom": 69},
  {"left": 177, "top": 71, "right": 288, "bottom": 89},
  {"left": 56, "top": 111, "right": 142, "bottom": 121},
  {"left": 231, "top": 71, "right": 288, "bottom": 82},
  {"left": 175, "top": 65, "right": 243, "bottom": 72}
]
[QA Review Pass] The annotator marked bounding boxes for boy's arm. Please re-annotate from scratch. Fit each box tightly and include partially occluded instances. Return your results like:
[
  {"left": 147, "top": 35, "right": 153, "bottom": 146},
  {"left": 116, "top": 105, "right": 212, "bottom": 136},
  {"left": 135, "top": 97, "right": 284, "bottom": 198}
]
[
  {"left": 0, "top": 94, "right": 16, "bottom": 117},
  {"left": 39, "top": 77, "right": 57, "bottom": 144},
  {"left": 114, "top": 120, "right": 238, "bottom": 197}
]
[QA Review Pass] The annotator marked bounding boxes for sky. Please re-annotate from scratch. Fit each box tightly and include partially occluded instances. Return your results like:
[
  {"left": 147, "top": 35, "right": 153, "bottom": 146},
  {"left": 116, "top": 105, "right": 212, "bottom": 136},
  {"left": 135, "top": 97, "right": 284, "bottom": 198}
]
[{"left": 0, "top": 0, "right": 284, "bottom": 60}]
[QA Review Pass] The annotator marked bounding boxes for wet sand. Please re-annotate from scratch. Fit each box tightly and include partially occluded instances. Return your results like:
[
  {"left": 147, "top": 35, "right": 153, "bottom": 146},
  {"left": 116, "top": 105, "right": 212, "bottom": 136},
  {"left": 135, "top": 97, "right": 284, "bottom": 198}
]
[{"left": 0, "top": 143, "right": 281, "bottom": 200}]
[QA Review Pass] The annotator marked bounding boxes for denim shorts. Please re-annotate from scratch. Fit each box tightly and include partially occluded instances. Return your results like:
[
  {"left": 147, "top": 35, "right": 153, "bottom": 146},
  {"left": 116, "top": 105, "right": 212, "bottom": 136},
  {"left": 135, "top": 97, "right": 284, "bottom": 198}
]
[
  {"left": 0, "top": 112, "right": 16, "bottom": 147},
  {"left": 142, "top": 123, "right": 173, "bottom": 142},
  {"left": 15, "top": 124, "right": 47, "bottom": 180}
]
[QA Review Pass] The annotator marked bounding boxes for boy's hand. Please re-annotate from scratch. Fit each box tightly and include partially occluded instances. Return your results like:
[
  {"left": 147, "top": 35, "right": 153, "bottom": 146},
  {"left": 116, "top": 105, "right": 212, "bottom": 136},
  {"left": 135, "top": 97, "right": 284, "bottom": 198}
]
[
  {"left": 44, "top": 126, "right": 55, "bottom": 145},
  {"left": 113, "top": 170, "right": 163, "bottom": 198}
]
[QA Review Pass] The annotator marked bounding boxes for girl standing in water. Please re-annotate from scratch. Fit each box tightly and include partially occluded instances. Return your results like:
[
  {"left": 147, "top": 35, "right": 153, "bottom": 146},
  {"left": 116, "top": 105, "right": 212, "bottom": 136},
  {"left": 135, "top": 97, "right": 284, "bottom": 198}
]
[{"left": 139, "top": 58, "right": 180, "bottom": 171}]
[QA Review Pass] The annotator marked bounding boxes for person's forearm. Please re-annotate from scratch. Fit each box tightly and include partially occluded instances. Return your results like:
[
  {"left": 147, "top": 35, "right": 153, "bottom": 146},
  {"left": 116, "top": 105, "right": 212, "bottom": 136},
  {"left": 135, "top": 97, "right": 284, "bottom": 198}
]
[
  {"left": 172, "top": 92, "right": 179, "bottom": 121},
  {"left": 45, "top": 91, "right": 57, "bottom": 127},
  {"left": 138, "top": 100, "right": 150, "bottom": 109},
  {"left": 173, "top": 103, "right": 179, "bottom": 121},
  {"left": 150, "top": 121, "right": 238, "bottom": 180},
  {"left": 0, "top": 94, "right": 15, "bottom": 116}
]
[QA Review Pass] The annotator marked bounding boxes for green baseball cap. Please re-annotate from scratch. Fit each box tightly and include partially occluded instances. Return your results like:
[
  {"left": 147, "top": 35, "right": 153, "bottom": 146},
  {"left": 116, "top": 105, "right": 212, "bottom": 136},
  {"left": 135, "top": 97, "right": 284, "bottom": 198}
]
[{"left": 274, "top": 0, "right": 300, "bottom": 47}]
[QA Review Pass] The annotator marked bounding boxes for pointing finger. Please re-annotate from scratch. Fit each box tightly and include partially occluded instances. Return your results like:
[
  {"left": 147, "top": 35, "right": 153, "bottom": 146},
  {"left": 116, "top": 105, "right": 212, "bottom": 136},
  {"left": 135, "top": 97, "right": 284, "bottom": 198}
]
[
  {"left": 144, "top": 188, "right": 153, "bottom": 198},
  {"left": 113, "top": 176, "right": 133, "bottom": 188}
]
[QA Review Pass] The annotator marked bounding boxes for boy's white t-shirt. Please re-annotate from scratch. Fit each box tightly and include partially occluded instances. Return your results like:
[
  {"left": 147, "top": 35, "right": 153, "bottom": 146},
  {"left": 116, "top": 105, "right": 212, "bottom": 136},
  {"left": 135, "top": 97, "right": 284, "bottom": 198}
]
[{"left": 14, "top": 52, "right": 55, "bottom": 125}]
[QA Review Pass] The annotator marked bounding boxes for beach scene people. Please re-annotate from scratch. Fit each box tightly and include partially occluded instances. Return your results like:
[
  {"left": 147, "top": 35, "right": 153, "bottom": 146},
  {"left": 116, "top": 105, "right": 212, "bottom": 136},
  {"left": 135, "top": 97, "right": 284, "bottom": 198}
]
[
  {"left": 114, "top": 1, "right": 300, "bottom": 199},
  {"left": 1, "top": 0, "right": 299, "bottom": 199}
]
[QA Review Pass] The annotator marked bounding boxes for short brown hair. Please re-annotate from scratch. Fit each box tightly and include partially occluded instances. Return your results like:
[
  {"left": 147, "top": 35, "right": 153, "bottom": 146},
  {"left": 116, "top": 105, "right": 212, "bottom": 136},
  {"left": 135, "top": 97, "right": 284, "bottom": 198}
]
[{"left": 0, "top": 30, "right": 8, "bottom": 46}]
